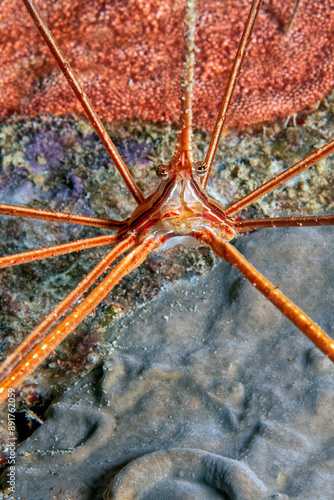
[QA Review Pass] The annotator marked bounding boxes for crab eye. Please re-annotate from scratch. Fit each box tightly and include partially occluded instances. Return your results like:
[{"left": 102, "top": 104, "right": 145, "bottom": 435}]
[
  {"left": 156, "top": 165, "right": 169, "bottom": 178},
  {"left": 194, "top": 161, "right": 208, "bottom": 177}
]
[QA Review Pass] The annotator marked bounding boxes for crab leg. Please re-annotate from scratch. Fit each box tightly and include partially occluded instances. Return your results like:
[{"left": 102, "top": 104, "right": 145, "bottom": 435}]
[
  {"left": 234, "top": 215, "right": 334, "bottom": 233},
  {"left": 21, "top": 0, "right": 145, "bottom": 204},
  {"left": 202, "top": 0, "right": 264, "bottom": 187},
  {"left": 225, "top": 139, "right": 334, "bottom": 217},
  {"left": 0, "top": 234, "right": 136, "bottom": 388},
  {"left": 0, "top": 203, "right": 126, "bottom": 229},
  {"left": 0, "top": 234, "right": 161, "bottom": 403},
  {"left": 0, "top": 234, "right": 120, "bottom": 268},
  {"left": 198, "top": 229, "right": 334, "bottom": 361},
  {"left": 177, "top": 0, "right": 196, "bottom": 155}
]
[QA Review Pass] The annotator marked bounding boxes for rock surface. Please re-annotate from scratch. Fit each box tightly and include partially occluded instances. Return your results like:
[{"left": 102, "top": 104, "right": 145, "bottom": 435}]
[
  {"left": 0, "top": 70, "right": 333, "bottom": 500},
  {"left": 0, "top": 226, "right": 333, "bottom": 499}
]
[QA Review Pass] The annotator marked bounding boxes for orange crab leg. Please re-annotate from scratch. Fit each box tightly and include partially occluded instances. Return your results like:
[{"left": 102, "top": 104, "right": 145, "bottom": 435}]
[
  {"left": 21, "top": 0, "right": 145, "bottom": 204},
  {"left": 0, "top": 234, "right": 120, "bottom": 268},
  {"left": 198, "top": 229, "right": 334, "bottom": 361},
  {"left": 0, "top": 234, "right": 161, "bottom": 403},
  {"left": 177, "top": 0, "right": 195, "bottom": 156},
  {"left": 202, "top": 0, "right": 264, "bottom": 187},
  {"left": 234, "top": 215, "right": 334, "bottom": 233},
  {"left": 0, "top": 203, "right": 126, "bottom": 229},
  {"left": 225, "top": 139, "right": 334, "bottom": 217},
  {"left": 0, "top": 234, "right": 136, "bottom": 387}
]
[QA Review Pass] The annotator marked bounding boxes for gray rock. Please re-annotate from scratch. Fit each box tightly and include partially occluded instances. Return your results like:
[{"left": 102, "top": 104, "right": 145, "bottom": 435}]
[
  {"left": 1, "top": 226, "right": 333, "bottom": 499},
  {"left": 109, "top": 449, "right": 275, "bottom": 500},
  {"left": 1, "top": 92, "right": 334, "bottom": 500}
]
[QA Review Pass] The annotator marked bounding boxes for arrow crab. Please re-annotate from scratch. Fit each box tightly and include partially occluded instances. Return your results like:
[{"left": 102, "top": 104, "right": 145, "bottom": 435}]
[{"left": 0, "top": 0, "right": 333, "bottom": 410}]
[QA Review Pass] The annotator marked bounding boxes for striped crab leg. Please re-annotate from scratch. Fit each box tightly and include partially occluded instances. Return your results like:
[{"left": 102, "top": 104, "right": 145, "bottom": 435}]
[
  {"left": 0, "top": 233, "right": 161, "bottom": 403},
  {"left": 198, "top": 229, "right": 334, "bottom": 361}
]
